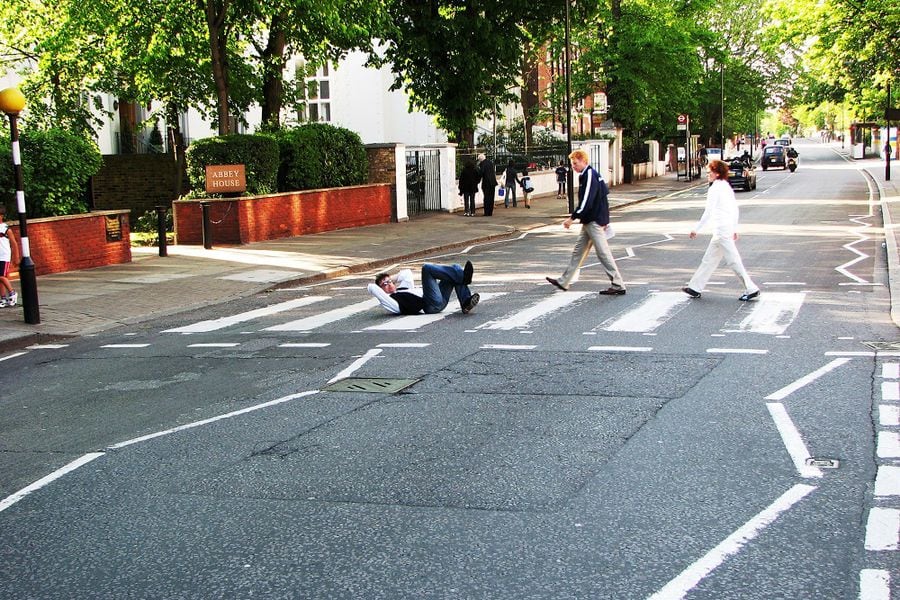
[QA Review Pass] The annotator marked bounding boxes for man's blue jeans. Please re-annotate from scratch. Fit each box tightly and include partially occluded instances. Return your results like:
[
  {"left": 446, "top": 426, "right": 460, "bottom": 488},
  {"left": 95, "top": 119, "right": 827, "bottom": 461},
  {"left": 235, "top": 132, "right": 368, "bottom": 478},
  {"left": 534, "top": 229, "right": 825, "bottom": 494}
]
[{"left": 421, "top": 263, "right": 472, "bottom": 313}]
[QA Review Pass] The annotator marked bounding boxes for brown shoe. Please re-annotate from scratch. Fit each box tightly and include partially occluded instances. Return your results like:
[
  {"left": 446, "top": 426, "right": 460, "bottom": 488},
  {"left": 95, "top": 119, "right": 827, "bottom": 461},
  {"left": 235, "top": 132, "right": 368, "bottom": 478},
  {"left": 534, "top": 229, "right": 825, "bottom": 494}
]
[{"left": 599, "top": 287, "right": 626, "bottom": 296}]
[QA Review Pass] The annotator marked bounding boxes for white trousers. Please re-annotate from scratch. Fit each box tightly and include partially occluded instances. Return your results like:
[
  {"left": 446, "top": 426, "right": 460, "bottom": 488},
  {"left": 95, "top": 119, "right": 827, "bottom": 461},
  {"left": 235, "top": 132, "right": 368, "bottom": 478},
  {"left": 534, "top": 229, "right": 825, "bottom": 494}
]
[
  {"left": 688, "top": 235, "right": 758, "bottom": 293},
  {"left": 559, "top": 222, "right": 625, "bottom": 289}
]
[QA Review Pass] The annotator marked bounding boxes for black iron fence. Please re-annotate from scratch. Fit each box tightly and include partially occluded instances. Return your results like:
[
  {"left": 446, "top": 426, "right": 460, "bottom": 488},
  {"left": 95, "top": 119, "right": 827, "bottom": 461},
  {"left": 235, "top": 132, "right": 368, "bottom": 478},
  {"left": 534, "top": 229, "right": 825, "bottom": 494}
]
[{"left": 405, "top": 149, "right": 441, "bottom": 217}]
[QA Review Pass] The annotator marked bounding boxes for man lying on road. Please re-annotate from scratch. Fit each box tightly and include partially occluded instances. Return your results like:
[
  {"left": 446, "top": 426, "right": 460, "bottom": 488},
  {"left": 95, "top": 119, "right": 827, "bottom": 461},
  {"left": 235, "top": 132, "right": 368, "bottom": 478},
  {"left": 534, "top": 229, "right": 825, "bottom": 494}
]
[{"left": 368, "top": 261, "right": 480, "bottom": 315}]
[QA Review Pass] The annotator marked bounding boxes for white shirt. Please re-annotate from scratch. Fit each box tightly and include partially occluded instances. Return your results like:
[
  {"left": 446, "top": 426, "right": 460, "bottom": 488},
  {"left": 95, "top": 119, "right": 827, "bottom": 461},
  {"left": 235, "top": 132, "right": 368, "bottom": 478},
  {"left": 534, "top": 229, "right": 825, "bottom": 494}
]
[
  {"left": 694, "top": 179, "right": 739, "bottom": 238},
  {"left": 0, "top": 234, "right": 10, "bottom": 262},
  {"left": 366, "top": 269, "right": 421, "bottom": 314}
]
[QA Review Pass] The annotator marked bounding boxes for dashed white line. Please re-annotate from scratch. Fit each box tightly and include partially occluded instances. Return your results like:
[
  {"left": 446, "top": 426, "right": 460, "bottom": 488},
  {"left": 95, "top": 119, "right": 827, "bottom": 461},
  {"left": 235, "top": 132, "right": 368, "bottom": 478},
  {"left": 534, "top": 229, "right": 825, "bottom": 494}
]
[
  {"left": 279, "top": 343, "right": 331, "bottom": 348},
  {"left": 882, "top": 363, "right": 900, "bottom": 379},
  {"left": 588, "top": 346, "right": 653, "bottom": 352},
  {"left": 859, "top": 569, "right": 890, "bottom": 600},
  {"left": 101, "top": 344, "right": 151, "bottom": 349},
  {"left": 327, "top": 349, "right": 382, "bottom": 384},
  {"left": 877, "top": 431, "right": 900, "bottom": 458},
  {"left": 187, "top": 343, "right": 240, "bottom": 348},
  {"left": 874, "top": 465, "right": 900, "bottom": 497},
  {"left": 0, "top": 351, "right": 28, "bottom": 362},
  {"left": 163, "top": 296, "right": 329, "bottom": 333},
  {"left": 377, "top": 343, "right": 431, "bottom": 348},
  {"left": 882, "top": 381, "right": 900, "bottom": 401},
  {"left": 706, "top": 348, "right": 768, "bottom": 355},
  {"left": 765, "top": 358, "right": 852, "bottom": 401},
  {"left": 880, "top": 405, "right": 900, "bottom": 426},
  {"left": 480, "top": 344, "right": 537, "bottom": 350},
  {"left": 0, "top": 453, "right": 105, "bottom": 513},
  {"left": 864, "top": 507, "right": 900, "bottom": 551}
]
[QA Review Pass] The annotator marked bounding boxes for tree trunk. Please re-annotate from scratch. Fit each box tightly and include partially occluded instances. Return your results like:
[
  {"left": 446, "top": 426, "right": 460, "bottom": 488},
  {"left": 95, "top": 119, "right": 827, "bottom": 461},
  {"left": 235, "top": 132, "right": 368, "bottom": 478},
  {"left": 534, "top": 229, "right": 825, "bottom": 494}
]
[
  {"left": 260, "top": 15, "right": 288, "bottom": 129},
  {"left": 118, "top": 100, "right": 137, "bottom": 154},
  {"left": 519, "top": 43, "right": 540, "bottom": 151},
  {"left": 201, "top": 0, "right": 231, "bottom": 135}
]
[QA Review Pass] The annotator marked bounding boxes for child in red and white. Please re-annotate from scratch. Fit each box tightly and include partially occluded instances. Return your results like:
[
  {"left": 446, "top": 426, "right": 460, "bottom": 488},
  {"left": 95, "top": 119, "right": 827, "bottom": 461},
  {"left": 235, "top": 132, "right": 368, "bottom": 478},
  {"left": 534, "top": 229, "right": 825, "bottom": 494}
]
[{"left": 0, "top": 217, "right": 18, "bottom": 308}]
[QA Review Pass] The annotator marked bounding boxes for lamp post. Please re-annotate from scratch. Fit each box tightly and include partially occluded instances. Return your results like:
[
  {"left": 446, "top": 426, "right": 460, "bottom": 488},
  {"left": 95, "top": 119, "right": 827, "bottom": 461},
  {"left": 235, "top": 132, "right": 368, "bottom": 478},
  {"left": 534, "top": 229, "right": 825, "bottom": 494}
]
[
  {"left": 0, "top": 87, "right": 39, "bottom": 324},
  {"left": 564, "top": 0, "right": 574, "bottom": 213}
]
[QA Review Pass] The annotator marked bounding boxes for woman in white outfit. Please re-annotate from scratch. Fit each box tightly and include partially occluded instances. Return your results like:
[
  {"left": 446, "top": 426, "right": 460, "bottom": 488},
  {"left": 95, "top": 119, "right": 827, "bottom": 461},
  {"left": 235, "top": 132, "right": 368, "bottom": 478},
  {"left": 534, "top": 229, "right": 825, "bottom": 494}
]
[{"left": 683, "top": 159, "right": 760, "bottom": 301}]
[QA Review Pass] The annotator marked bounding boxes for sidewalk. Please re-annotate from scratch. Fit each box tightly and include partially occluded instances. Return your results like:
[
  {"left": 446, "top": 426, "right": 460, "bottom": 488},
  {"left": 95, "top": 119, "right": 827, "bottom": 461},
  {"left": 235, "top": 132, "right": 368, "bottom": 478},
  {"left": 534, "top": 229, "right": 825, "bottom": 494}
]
[{"left": 0, "top": 171, "right": 700, "bottom": 351}]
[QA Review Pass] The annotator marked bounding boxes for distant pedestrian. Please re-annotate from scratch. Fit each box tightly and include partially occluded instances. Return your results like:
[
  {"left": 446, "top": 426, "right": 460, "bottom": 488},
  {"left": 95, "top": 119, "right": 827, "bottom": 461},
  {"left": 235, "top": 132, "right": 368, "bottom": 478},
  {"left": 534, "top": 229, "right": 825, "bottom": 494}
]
[
  {"left": 555, "top": 161, "right": 568, "bottom": 198},
  {"left": 477, "top": 153, "right": 497, "bottom": 216},
  {"left": 545, "top": 148, "right": 626, "bottom": 296},
  {"left": 458, "top": 158, "right": 480, "bottom": 216},
  {"left": 682, "top": 159, "right": 760, "bottom": 302},
  {"left": 368, "top": 261, "right": 479, "bottom": 315},
  {"left": 503, "top": 160, "right": 519, "bottom": 208},
  {"left": 0, "top": 215, "right": 18, "bottom": 308},
  {"left": 519, "top": 167, "right": 533, "bottom": 209}
]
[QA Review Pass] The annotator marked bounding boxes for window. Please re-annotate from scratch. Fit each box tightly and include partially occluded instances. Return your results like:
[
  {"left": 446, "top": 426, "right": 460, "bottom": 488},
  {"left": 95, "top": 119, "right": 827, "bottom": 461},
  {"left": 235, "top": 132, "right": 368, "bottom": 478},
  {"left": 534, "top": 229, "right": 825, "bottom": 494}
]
[{"left": 299, "top": 62, "right": 332, "bottom": 123}]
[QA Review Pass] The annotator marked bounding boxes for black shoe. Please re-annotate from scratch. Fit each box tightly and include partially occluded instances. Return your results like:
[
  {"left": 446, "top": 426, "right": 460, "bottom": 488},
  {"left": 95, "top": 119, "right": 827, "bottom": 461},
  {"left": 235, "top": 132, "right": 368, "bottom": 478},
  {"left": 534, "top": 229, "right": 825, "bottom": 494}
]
[
  {"left": 546, "top": 277, "right": 567, "bottom": 291},
  {"left": 683, "top": 287, "right": 701, "bottom": 298},
  {"left": 462, "top": 293, "right": 480, "bottom": 314},
  {"left": 463, "top": 261, "right": 474, "bottom": 285},
  {"left": 599, "top": 287, "right": 626, "bottom": 296},
  {"left": 739, "top": 290, "right": 760, "bottom": 301}
]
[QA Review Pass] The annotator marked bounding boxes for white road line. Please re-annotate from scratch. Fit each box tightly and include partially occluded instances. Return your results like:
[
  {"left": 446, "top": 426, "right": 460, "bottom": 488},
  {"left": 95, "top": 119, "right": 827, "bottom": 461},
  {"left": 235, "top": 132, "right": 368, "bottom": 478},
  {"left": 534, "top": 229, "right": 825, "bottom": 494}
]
[
  {"left": 101, "top": 344, "right": 151, "bottom": 348},
  {"left": 0, "top": 452, "right": 105, "bottom": 513},
  {"left": 882, "top": 363, "right": 900, "bottom": 379},
  {"left": 263, "top": 298, "right": 379, "bottom": 331},
  {"left": 763, "top": 282, "right": 807, "bottom": 286},
  {"left": 367, "top": 293, "right": 506, "bottom": 331},
  {"left": 481, "top": 344, "right": 537, "bottom": 350},
  {"left": 864, "top": 507, "right": 900, "bottom": 551},
  {"left": 706, "top": 348, "right": 768, "bottom": 355},
  {"left": 163, "top": 296, "right": 329, "bottom": 334},
  {"left": 327, "top": 349, "right": 382, "bottom": 384},
  {"left": 108, "top": 390, "right": 320, "bottom": 449},
  {"left": 859, "top": 569, "right": 890, "bottom": 600},
  {"left": 588, "top": 346, "right": 653, "bottom": 352},
  {"left": 478, "top": 292, "right": 591, "bottom": 330},
  {"left": 874, "top": 465, "right": 900, "bottom": 497},
  {"left": 881, "top": 405, "right": 900, "bottom": 426},
  {"left": 279, "top": 343, "right": 331, "bottom": 348},
  {"left": 27, "top": 344, "right": 69, "bottom": 349},
  {"left": 765, "top": 358, "right": 852, "bottom": 401},
  {"left": 722, "top": 292, "right": 805, "bottom": 335},
  {"left": 0, "top": 352, "right": 28, "bottom": 362},
  {"left": 599, "top": 292, "right": 690, "bottom": 332},
  {"left": 877, "top": 431, "right": 900, "bottom": 458},
  {"left": 766, "top": 403, "right": 823, "bottom": 479},
  {"left": 647, "top": 484, "right": 816, "bottom": 600},
  {"left": 378, "top": 343, "right": 430, "bottom": 348},
  {"left": 836, "top": 237, "right": 872, "bottom": 284},
  {"left": 187, "top": 342, "right": 241, "bottom": 348},
  {"left": 882, "top": 381, "right": 900, "bottom": 401}
]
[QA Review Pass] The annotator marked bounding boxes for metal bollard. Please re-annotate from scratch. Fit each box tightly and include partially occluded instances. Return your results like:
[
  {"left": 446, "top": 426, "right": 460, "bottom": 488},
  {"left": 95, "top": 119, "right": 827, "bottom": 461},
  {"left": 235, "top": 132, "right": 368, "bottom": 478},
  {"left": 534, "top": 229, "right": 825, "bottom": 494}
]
[
  {"left": 200, "top": 202, "right": 212, "bottom": 249},
  {"left": 155, "top": 205, "right": 168, "bottom": 257}
]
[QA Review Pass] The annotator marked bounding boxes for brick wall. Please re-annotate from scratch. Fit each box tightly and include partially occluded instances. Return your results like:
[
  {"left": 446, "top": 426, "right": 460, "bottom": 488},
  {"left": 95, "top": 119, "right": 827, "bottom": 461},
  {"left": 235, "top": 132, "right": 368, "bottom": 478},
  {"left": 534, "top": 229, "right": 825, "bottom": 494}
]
[
  {"left": 366, "top": 144, "right": 398, "bottom": 184},
  {"left": 91, "top": 154, "right": 188, "bottom": 222},
  {"left": 4, "top": 211, "right": 132, "bottom": 277},
  {"left": 173, "top": 184, "right": 393, "bottom": 245}
]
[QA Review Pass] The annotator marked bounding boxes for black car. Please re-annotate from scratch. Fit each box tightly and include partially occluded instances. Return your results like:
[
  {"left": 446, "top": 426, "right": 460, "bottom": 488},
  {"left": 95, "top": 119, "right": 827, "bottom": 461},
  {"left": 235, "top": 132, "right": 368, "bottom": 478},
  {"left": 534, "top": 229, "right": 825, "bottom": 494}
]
[
  {"left": 761, "top": 145, "right": 786, "bottom": 170},
  {"left": 727, "top": 159, "right": 757, "bottom": 191}
]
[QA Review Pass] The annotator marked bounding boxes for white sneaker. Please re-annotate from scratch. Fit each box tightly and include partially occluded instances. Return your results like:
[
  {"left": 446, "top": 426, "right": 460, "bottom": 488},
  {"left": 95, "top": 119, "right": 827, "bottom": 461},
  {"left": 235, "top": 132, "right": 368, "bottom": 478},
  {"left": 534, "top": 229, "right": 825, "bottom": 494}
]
[
  {"left": 7, "top": 292, "right": 17, "bottom": 306},
  {"left": 0, "top": 298, "right": 7, "bottom": 307}
]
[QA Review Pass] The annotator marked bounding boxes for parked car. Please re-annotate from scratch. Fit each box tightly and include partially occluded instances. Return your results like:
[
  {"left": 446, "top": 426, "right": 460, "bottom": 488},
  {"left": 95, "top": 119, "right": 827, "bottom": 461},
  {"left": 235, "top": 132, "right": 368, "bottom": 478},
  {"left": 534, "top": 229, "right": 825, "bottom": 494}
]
[
  {"left": 773, "top": 137, "right": 791, "bottom": 147},
  {"left": 727, "top": 158, "right": 757, "bottom": 191},
  {"left": 705, "top": 147, "right": 724, "bottom": 163},
  {"left": 761, "top": 145, "right": 786, "bottom": 170}
]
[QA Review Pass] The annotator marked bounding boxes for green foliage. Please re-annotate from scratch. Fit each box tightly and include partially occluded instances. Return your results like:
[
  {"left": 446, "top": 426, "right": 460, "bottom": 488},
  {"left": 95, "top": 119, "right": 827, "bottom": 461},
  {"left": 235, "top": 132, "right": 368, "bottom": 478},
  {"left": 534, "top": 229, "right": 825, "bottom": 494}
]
[
  {"left": 273, "top": 123, "right": 368, "bottom": 191},
  {"left": 185, "top": 134, "right": 279, "bottom": 196},
  {"left": 0, "top": 129, "right": 101, "bottom": 218},
  {"left": 133, "top": 207, "right": 173, "bottom": 233}
]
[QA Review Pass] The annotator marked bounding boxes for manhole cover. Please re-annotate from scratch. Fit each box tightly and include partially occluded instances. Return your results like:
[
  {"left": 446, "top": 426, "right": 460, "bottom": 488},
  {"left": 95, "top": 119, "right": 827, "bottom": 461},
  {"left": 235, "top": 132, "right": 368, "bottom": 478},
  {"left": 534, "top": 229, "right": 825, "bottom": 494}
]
[
  {"left": 323, "top": 377, "right": 419, "bottom": 393},
  {"left": 863, "top": 341, "right": 900, "bottom": 351}
]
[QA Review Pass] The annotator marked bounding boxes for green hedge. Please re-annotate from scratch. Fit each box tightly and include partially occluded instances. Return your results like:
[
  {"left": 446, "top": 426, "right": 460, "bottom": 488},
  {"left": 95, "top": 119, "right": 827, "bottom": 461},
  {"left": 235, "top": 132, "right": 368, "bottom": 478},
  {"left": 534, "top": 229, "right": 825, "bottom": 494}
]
[
  {"left": 0, "top": 129, "right": 101, "bottom": 218},
  {"left": 185, "top": 134, "right": 279, "bottom": 197},
  {"left": 274, "top": 123, "right": 368, "bottom": 191}
]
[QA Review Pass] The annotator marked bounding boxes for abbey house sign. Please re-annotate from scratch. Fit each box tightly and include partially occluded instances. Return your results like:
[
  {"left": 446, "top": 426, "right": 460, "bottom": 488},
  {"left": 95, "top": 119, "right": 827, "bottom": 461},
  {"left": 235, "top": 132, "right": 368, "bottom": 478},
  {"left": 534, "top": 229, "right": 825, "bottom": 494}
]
[{"left": 205, "top": 164, "right": 247, "bottom": 194}]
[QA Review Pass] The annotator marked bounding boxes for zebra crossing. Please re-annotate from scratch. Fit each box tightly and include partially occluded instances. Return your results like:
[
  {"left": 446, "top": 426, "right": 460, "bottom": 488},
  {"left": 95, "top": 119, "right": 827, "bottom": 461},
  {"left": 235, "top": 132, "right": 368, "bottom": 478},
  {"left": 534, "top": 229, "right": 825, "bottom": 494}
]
[{"left": 156, "top": 286, "right": 810, "bottom": 339}]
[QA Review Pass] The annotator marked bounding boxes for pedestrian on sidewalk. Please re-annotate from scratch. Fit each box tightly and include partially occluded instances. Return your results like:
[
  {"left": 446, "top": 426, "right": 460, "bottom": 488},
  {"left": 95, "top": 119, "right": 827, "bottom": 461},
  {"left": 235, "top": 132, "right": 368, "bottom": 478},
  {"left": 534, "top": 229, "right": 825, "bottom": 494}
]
[
  {"left": 555, "top": 161, "right": 568, "bottom": 198},
  {"left": 682, "top": 159, "right": 760, "bottom": 302},
  {"left": 503, "top": 160, "right": 519, "bottom": 208},
  {"left": 368, "top": 261, "right": 480, "bottom": 315},
  {"left": 0, "top": 218, "right": 18, "bottom": 308},
  {"left": 478, "top": 154, "right": 497, "bottom": 216},
  {"left": 459, "top": 158, "right": 480, "bottom": 216},
  {"left": 545, "top": 148, "right": 626, "bottom": 297},
  {"left": 519, "top": 167, "right": 533, "bottom": 209}
]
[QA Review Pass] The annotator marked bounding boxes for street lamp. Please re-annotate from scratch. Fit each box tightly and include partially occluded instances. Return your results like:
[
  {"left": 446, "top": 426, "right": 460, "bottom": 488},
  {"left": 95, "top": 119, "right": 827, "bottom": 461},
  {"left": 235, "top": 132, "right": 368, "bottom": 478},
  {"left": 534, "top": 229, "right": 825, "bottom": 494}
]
[
  {"left": 564, "top": 0, "right": 574, "bottom": 213},
  {"left": 0, "top": 87, "right": 40, "bottom": 324}
]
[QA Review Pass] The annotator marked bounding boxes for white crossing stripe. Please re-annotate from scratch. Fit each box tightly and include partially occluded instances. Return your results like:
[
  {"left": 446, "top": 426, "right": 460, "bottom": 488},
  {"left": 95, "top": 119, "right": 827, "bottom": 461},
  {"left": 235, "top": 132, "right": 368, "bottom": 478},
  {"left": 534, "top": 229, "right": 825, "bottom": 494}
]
[
  {"left": 279, "top": 343, "right": 330, "bottom": 348},
  {"left": 859, "top": 569, "right": 890, "bottom": 600},
  {"left": 264, "top": 298, "right": 380, "bottom": 331},
  {"left": 478, "top": 292, "right": 591, "bottom": 330},
  {"left": 599, "top": 291, "right": 690, "bottom": 332},
  {"left": 877, "top": 431, "right": 900, "bottom": 458},
  {"left": 187, "top": 343, "right": 240, "bottom": 348},
  {"left": 481, "top": 344, "right": 536, "bottom": 350},
  {"left": 589, "top": 346, "right": 653, "bottom": 352},
  {"left": 882, "top": 362, "right": 900, "bottom": 379},
  {"left": 367, "top": 293, "right": 505, "bottom": 331},
  {"left": 163, "top": 296, "right": 330, "bottom": 333},
  {"left": 874, "top": 465, "right": 900, "bottom": 497},
  {"left": 722, "top": 292, "right": 805, "bottom": 335},
  {"left": 864, "top": 507, "right": 900, "bottom": 551},
  {"left": 102, "top": 344, "right": 151, "bottom": 348},
  {"left": 882, "top": 381, "right": 900, "bottom": 401},
  {"left": 880, "top": 405, "right": 900, "bottom": 426}
]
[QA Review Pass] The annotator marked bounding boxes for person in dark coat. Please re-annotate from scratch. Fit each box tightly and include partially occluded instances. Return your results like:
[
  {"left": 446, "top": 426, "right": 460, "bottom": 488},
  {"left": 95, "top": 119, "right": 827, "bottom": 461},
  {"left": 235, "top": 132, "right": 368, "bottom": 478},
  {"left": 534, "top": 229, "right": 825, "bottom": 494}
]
[
  {"left": 477, "top": 153, "right": 497, "bottom": 216},
  {"left": 458, "top": 158, "right": 480, "bottom": 216},
  {"left": 503, "top": 160, "right": 520, "bottom": 208}
]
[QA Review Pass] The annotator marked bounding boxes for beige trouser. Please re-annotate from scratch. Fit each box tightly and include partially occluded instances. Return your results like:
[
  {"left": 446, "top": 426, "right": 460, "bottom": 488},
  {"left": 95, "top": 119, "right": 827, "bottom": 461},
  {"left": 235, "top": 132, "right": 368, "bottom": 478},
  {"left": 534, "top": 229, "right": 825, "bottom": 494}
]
[
  {"left": 688, "top": 235, "right": 758, "bottom": 292},
  {"left": 558, "top": 222, "right": 625, "bottom": 289}
]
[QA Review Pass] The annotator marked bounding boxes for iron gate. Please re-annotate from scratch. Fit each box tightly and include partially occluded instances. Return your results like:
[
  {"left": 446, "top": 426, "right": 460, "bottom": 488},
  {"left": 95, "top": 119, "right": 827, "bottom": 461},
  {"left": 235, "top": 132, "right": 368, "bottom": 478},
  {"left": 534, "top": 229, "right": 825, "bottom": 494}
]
[{"left": 405, "top": 149, "right": 441, "bottom": 217}]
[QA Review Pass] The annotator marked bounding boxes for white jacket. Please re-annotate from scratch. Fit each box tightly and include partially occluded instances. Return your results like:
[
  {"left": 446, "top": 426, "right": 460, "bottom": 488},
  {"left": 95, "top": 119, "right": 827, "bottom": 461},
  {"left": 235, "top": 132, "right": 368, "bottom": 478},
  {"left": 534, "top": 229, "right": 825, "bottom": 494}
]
[{"left": 694, "top": 180, "right": 739, "bottom": 238}]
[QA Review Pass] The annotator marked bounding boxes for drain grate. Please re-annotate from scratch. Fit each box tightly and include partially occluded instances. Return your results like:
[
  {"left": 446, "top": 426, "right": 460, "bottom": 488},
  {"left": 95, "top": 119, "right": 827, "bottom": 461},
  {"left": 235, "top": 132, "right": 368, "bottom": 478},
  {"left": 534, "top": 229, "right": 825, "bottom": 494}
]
[
  {"left": 863, "top": 341, "right": 900, "bottom": 351},
  {"left": 323, "top": 377, "right": 419, "bottom": 394}
]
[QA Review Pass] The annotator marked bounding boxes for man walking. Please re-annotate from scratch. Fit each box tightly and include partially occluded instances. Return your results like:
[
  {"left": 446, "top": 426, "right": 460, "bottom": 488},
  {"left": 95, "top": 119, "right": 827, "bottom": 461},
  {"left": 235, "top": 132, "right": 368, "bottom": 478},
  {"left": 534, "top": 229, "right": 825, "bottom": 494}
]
[
  {"left": 546, "top": 148, "right": 626, "bottom": 296},
  {"left": 478, "top": 154, "right": 497, "bottom": 216}
]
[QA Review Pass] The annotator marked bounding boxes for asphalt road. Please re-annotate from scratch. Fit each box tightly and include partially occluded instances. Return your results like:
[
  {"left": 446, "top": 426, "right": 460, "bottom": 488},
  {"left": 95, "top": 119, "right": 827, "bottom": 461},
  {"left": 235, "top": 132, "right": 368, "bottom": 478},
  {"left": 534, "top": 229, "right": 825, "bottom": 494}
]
[{"left": 1, "top": 142, "right": 897, "bottom": 598}]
